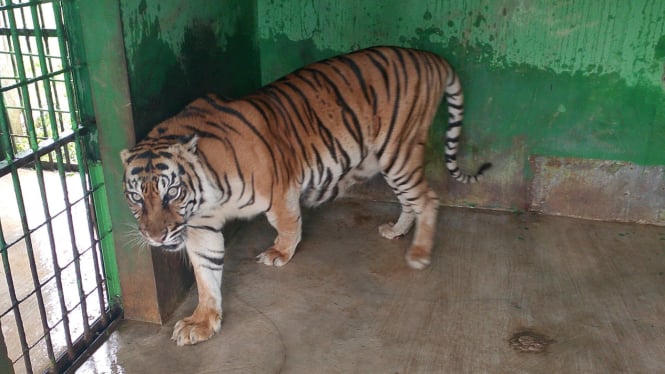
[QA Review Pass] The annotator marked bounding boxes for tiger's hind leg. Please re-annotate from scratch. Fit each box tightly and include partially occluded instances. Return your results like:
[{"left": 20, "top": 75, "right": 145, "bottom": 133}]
[
  {"left": 382, "top": 178, "right": 439, "bottom": 269},
  {"left": 404, "top": 188, "right": 439, "bottom": 269},
  {"left": 380, "top": 148, "right": 440, "bottom": 269},
  {"left": 256, "top": 188, "right": 302, "bottom": 266}
]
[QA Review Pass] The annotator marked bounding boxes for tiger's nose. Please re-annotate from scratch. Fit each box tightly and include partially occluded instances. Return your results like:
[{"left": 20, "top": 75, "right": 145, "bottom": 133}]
[{"left": 139, "top": 225, "right": 168, "bottom": 246}]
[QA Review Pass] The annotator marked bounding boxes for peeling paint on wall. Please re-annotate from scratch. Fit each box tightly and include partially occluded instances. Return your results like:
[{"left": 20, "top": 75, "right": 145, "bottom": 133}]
[{"left": 259, "top": 0, "right": 665, "bottom": 87}]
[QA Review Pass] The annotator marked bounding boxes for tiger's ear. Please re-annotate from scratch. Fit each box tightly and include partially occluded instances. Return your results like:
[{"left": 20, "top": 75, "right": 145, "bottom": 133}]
[
  {"left": 120, "top": 149, "right": 131, "bottom": 163},
  {"left": 179, "top": 134, "right": 199, "bottom": 154}
]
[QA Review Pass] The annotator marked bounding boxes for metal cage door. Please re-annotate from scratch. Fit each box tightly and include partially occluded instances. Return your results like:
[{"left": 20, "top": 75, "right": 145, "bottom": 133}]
[{"left": 0, "top": 1, "right": 121, "bottom": 373}]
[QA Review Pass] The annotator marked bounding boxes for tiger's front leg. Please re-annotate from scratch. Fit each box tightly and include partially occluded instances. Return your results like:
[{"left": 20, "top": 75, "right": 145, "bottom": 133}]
[
  {"left": 171, "top": 226, "right": 224, "bottom": 346},
  {"left": 256, "top": 189, "right": 302, "bottom": 267}
]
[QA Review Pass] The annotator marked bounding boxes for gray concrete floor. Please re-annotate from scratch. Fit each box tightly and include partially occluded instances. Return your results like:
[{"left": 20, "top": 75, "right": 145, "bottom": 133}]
[{"left": 77, "top": 199, "right": 665, "bottom": 373}]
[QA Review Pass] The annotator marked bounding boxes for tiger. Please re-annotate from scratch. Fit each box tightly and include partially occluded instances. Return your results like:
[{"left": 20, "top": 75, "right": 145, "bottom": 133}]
[{"left": 120, "top": 46, "right": 490, "bottom": 346}]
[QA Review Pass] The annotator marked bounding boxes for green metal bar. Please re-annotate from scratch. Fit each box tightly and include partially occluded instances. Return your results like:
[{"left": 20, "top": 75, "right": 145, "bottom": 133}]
[
  {"left": 4, "top": 3, "right": 60, "bottom": 369},
  {"left": 22, "top": 5, "right": 94, "bottom": 360},
  {"left": 59, "top": 0, "right": 122, "bottom": 307},
  {"left": 0, "top": 97, "right": 11, "bottom": 162},
  {"left": 26, "top": 0, "right": 83, "bottom": 363},
  {"left": 0, "top": 98, "right": 23, "bottom": 374},
  {"left": 0, "top": 67, "right": 73, "bottom": 93},
  {"left": 0, "top": 30, "right": 26, "bottom": 373},
  {"left": 5, "top": 2, "right": 37, "bottom": 151},
  {"left": 20, "top": 4, "right": 53, "bottom": 165},
  {"left": 0, "top": 3, "right": 22, "bottom": 156},
  {"left": 0, "top": 0, "right": 52, "bottom": 12},
  {"left": 1, "top": 0, "right": 122, "bottom": 370},
  {"left": 74, "top": 150, "right": 111, "bottom": 331},
  {"left": 87, "top": 162, "right": 121, "bottom": 305},
  {"left": 39, "top": 6, "right": 70, "bottom": 142},
  {"left": 0, "top": 128, "right": 83, "bottom": 178},
  {"left": 51, "top": 2, "right": 109, "bottom": 334},
  {"left": 53, "top": 6, "right": 88, "bottom": 139},
  {"left": 0, "top": 49, "right": 62, "bottom": 58},
  {"left": 3, "top": 133, "right": 48, "bottom": 140},
  {"left": 0, "top": 168, "right": 31, "bottom": 372},
  {"left": 0, "top": 27, "right": 58, "bottom": 37},
  {"left": 4, "top": 105, "right": 70, "bottom": 114}
]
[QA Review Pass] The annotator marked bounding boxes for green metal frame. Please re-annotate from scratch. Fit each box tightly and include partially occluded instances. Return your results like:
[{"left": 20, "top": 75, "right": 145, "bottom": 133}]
[
  {"left": 60, "top": 0, "right": 122, "bottom": 305},
  {"left": 0, "top": 0, "right": 121, "bottom": 372}
]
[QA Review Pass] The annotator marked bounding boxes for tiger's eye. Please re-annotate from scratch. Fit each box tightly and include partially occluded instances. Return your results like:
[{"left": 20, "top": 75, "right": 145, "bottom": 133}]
[
  {"left": 167, "top": 186, "right": 179, "bottom": 198},
  {"left": 129, "top": 192, "right": 143, "bottom": 203}
]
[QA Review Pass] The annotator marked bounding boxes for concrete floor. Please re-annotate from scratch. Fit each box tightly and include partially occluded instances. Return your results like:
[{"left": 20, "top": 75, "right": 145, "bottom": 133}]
[{"left": 77, "top": 199, "right": 665, "bottom": 373}]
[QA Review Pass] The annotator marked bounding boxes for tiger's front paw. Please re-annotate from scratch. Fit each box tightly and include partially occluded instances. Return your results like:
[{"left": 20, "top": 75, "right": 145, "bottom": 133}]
[
  {"left": 256, "top": 247, "right": 293, "bottom": 267},
  {"left": 171, "top": 309, "right": 222, "bottom": 346}
]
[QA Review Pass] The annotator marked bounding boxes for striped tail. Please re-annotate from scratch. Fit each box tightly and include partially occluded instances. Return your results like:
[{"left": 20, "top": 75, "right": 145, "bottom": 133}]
[{"left": 443, "top": 67, "right": 492, "bottom": 183}]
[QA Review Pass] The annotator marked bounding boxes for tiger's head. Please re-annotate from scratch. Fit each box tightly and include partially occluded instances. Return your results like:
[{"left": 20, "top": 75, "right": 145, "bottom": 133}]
[{"left": 120, "top": 135, "right": 201, "bottom": 251}]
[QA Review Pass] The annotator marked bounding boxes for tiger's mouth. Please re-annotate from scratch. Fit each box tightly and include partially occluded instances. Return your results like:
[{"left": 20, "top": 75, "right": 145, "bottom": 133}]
[
  {"left": 161, "top": 241, "right": 185, "bottom": 251},
  {"left": 143, "top": 234, "right": 185, "bottom": 251}
]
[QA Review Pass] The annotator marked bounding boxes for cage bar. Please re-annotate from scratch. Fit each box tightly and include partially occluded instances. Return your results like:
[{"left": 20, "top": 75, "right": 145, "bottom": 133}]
[
  {"left": 0, "top": 0, "right": 121, "bottom": 372},
  {"left": 4, "top": 4, "right": 59, "bottom": 370}
]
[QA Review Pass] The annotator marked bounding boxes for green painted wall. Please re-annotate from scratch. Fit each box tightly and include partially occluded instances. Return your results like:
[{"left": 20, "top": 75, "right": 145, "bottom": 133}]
[
  {"left": 257, "top": 0, "right": 665, "bottom": 209},
  {"left": 109, "top": 0, "right": 665, "bottom": 228},
  {"left": 120, "top": 0, "right": 261, "bottom": 138},
  {"left": 114, "top": 0, "right": 665, "bottom": 212},
  {"left": 81, "top": 0, "right": 663, "bottom": 320}
]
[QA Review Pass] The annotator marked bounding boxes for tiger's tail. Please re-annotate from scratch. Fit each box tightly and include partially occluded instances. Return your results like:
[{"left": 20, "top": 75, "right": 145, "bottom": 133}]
[{"left": 443, "top": 66, "right": 492, "bottom": 184}]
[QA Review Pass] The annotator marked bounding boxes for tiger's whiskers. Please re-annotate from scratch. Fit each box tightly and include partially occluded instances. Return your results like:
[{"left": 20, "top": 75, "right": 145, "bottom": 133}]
[{"left": 118, "top": 222, "right": 151, "bottom": 252}]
